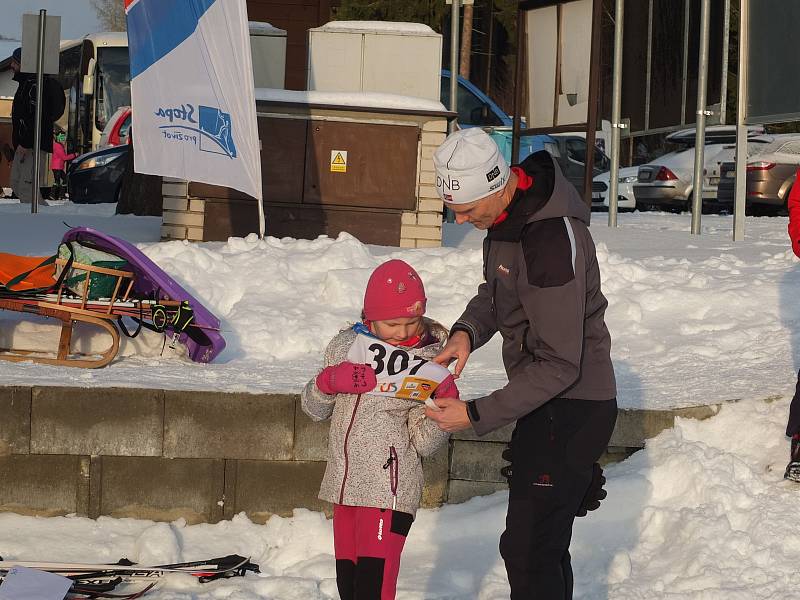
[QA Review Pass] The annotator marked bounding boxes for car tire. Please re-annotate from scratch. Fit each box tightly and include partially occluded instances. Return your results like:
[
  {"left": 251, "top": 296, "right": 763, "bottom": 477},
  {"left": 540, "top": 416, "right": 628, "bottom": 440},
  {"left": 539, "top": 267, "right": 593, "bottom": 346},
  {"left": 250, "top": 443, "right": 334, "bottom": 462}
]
[
  {"left": 780, "top": 189, "right": 792, "bottom": 217},
  {"left": 635, "top": 200, "right": 650, "bottom": 212}
]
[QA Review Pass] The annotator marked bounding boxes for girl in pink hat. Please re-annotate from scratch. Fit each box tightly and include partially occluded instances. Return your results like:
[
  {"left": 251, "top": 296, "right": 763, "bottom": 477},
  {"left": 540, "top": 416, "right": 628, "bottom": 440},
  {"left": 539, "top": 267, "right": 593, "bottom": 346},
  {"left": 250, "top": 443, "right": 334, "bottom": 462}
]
[{"left": 301, "top": 259, "right": 459, "bottom": 600}]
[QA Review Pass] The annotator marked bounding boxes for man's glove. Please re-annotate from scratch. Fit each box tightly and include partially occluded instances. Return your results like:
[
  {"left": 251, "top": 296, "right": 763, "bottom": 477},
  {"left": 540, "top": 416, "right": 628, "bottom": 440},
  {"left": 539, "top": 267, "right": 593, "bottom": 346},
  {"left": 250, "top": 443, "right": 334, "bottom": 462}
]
[
  {"left": 316, "top": 362, "right": 377, "bottom": 395},
  {"left": 576, "top": 462, "right": 607, "bottom": 517},
  {"left": 500, "top": 444, "right": 513, "bottom": 484},
  {"left": 434, "top": 374, "right": 460, "bottom": 400}
]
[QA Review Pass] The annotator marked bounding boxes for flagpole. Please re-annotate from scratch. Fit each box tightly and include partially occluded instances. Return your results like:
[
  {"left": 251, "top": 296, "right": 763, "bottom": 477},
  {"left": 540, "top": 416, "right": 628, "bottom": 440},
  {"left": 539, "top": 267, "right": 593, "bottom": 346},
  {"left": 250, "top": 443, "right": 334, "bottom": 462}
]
[{"left": 258, "top": 194, "right": 265, "bottom": 239}]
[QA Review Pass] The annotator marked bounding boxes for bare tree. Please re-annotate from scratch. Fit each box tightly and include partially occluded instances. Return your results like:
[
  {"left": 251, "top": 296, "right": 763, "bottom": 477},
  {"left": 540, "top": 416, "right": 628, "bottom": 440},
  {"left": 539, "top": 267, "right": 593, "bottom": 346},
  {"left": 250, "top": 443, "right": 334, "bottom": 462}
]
[
  {"left": 460, "top": 4, "right": 473, "bottom": 79},
  {"left": 90, "top": 0, "right": 127, "bottom": 32}
]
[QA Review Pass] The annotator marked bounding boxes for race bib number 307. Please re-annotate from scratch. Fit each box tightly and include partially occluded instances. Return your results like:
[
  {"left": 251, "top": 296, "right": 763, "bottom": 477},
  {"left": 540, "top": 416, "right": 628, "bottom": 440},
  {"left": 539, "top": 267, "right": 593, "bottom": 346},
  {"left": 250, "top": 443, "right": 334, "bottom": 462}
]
[{"left": 346, "top": 334, "right": 452, "bottom": 401}]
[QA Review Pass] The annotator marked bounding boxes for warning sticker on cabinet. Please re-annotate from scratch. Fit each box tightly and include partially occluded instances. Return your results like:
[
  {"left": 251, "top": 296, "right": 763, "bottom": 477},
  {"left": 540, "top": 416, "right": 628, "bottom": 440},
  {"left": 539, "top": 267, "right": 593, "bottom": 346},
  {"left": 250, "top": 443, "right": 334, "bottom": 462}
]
[{"left": 330, "top": 150, "right": 347, "bottom": 173}]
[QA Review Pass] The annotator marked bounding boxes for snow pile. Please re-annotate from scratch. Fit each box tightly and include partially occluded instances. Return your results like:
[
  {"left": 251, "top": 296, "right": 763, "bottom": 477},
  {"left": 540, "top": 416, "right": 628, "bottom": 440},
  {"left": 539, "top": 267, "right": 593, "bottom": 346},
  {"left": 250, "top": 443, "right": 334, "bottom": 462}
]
[
  {"left": 0, "top": 395, "right": 793, "bottom": 598},
  {"left": 1, "top": 205, "right": 800, "bottom": 409},
  {"left": 316, "top": 21, "right": 436, "bottom": 35}
]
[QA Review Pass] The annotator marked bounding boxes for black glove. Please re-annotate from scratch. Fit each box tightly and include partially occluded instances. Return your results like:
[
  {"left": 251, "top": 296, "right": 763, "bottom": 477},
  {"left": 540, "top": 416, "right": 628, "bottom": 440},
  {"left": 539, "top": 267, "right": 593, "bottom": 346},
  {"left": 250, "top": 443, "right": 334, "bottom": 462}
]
[
  {"left": 576, "top": 462, "right": 606, "bottom": 517},
  {"left": 500, "top": 444, "right": 513, "bottom": 484}
]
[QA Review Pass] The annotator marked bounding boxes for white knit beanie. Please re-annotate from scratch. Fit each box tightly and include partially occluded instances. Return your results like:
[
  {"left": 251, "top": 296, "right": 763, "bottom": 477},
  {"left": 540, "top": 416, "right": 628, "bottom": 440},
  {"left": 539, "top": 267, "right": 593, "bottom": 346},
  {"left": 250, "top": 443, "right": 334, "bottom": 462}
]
[{"left": 433, "top": 128, "right": 510, "bottom": 204}]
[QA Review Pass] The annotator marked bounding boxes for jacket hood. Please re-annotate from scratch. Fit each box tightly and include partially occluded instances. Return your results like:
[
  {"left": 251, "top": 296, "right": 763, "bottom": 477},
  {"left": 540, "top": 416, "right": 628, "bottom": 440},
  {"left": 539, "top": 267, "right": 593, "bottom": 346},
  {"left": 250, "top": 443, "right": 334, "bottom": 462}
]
[
  {"left": 487, "top": 151, "right": 590, "bottom": 242},
  {"left": 522, "top": 151, "right": 591, "bottom": 225}
]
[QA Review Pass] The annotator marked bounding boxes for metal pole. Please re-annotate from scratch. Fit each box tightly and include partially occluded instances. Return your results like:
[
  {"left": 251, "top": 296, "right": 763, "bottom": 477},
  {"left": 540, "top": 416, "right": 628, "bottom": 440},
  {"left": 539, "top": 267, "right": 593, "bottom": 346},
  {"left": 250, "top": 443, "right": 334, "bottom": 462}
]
[
  {"left": 733, "top": 0, "right": 749, "bottom": 241},
  {"left": 449, "top": 0, "right": 460, "bottom": 134},
  {"left": 31, "top": 9, "right": 47, "bottom": 214},
  {"left": 681, "top": 0, "right": 689, "bottom": 124},
  {"left": 511, "top": 8, "right": 525, "bottom": 164},
  {"left": 583, "top": 0, "right": 603, "bottom": 210},
  {"left": 608, "top": 0, "right": 624, "bottom": 228},
  {"left": 690, "top": 0, "right": 711, "bottom": 235},
  {"left": 644, "top": 0, "right": 653, "bottom": 132},
  {"left": 719, "top": 0, "right": 731, "bottom": 125},
  {"left": 444, "top": 0, "right": 461, "bottom": 224},
  {"left": 485, "top": 0, "right": 494, "bottom": 95}
]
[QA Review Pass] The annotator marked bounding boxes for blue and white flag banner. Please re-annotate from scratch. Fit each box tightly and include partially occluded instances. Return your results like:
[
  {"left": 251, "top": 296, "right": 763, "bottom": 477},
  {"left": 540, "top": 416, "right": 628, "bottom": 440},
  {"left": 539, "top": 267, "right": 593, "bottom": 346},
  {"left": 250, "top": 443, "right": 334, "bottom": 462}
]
[{"left": 125, "top": 0, "right": 263, "bottom": 231}]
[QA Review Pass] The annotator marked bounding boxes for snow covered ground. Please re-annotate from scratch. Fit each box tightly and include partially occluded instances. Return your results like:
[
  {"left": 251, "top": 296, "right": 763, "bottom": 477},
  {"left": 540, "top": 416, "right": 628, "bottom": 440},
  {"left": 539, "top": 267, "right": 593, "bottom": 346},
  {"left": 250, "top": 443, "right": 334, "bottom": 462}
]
[
  {"left": 1, "top": 202, "right": 799, "bottom": 598},
  {"left": 0, "top": 395, "right": 794, "bottom": 599},
  {"left": 0, "top": 201, "right": 798, "bottom": 410}
]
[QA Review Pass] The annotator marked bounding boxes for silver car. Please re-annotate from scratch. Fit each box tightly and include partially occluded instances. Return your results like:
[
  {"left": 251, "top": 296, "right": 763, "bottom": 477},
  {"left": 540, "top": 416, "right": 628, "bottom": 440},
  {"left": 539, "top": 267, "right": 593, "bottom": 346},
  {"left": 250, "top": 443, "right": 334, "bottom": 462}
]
[{"left": 633, "top": 126, "right": 762, "bottom": 211}]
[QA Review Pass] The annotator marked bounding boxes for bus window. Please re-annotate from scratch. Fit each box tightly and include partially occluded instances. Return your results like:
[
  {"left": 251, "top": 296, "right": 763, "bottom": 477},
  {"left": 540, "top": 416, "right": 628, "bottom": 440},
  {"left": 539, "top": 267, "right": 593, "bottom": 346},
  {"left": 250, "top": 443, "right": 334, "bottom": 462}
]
[
  {"left": 57, "top": 44, "right": 82, "bottom": 150},
  {"left": 95, "top": 46, "right": 130, "bottom": 134}
]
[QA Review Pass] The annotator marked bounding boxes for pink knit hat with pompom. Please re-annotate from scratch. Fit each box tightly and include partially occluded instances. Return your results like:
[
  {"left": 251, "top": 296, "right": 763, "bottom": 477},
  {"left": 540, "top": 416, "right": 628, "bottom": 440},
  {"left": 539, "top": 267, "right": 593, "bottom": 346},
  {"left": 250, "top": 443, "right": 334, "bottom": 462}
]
[{"left": 363, "top": 259, "right": 427, "bottom": 321}]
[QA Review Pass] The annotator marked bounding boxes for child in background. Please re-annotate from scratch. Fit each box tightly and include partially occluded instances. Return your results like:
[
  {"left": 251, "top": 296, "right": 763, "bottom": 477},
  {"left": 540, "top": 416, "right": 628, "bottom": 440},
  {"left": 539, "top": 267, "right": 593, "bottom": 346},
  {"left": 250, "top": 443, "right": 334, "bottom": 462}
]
[
  {"left": 301, "top": 259, "right": 459, "bottom": 600},
  {"left": 51, "top": 131, "right": 76, "bottom": 201}
]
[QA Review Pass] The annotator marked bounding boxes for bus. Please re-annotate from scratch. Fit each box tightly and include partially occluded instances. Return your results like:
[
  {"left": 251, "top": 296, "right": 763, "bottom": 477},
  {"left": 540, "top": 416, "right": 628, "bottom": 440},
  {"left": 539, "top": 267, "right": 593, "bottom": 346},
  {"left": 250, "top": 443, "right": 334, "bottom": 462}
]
[{"left": 55, "top": 32, "right": 130, "bottom": 156}]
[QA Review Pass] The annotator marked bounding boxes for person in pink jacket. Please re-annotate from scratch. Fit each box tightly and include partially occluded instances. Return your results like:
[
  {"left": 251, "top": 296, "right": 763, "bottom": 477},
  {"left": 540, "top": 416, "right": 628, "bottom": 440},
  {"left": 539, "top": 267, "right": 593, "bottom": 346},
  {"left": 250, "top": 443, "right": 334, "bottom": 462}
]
[
  {"left": 785, "top": 171, "right": 800, "bottom": 481},
  {"left": 301, "top": 259, "right": 459, "bottom": 600},
  {"left": 50, "top": 131, "right": 76, "bottom": 201}
]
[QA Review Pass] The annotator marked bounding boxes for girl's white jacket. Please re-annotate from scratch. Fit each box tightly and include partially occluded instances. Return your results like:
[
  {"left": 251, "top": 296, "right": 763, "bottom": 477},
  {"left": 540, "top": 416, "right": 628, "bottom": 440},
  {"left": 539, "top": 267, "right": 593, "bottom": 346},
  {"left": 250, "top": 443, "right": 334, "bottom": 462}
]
[{"left": 301, "top": 319, "right": 451, "bottom": 516}]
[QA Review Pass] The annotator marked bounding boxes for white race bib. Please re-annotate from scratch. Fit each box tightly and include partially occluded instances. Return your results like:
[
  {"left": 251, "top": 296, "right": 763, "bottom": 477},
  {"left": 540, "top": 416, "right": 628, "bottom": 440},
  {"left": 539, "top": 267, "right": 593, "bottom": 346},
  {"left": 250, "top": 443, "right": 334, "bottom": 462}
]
[{"left": 346, "top": 333, "right": 452, "bottom": 402}]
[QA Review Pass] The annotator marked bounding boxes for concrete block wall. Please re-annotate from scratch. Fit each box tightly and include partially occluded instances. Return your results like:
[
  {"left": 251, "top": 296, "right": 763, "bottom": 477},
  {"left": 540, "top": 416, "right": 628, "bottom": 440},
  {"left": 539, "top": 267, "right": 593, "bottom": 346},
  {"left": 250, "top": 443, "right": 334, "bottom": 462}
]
[
  {"left": 161, "top": 177, "right": 204, "bottom": 241},
  {"left": 400, "top": 119, "right": 446, "bottom": 249},
  {"left": 0, "top": 385, "right": 724, "bottom": 522},
  {"left": 0, "top": 386, "right": 448, "bottom": 524}
]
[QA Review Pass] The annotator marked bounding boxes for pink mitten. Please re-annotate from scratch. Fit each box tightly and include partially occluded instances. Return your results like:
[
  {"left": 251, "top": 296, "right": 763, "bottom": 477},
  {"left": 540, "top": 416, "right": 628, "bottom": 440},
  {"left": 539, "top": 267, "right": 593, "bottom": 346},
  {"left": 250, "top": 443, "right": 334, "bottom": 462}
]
[
  {"left": 434, "top": 374, "right": 460, "bottom": 400},
  {"left": 316, "top": 362, "right": 378, "bottom": 395}
]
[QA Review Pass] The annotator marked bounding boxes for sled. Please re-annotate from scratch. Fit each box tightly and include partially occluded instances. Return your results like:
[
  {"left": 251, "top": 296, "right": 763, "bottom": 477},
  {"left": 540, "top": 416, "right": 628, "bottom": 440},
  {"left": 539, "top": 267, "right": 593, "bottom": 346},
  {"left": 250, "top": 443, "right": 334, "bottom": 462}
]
[{"left": 0, "top": 227, "right": 225, "bottom": 368}]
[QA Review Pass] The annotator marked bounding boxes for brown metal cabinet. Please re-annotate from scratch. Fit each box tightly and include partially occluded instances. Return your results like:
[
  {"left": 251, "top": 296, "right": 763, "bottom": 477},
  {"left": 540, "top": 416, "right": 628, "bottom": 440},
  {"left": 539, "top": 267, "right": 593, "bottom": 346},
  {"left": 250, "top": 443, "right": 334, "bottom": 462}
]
[
  {"left": 259, "top": 117, "right": 308, "bottom": 204},
  {"left": 303, "top": 120, "right": 418, "bottom": 210}
]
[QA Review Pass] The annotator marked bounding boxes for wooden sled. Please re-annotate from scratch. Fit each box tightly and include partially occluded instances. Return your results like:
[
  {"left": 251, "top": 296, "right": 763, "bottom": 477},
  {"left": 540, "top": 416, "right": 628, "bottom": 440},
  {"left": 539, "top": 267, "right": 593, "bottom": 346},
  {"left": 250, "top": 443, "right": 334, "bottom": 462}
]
[{"left": 0, "top": 258, "right": 160, "bottom": 368}]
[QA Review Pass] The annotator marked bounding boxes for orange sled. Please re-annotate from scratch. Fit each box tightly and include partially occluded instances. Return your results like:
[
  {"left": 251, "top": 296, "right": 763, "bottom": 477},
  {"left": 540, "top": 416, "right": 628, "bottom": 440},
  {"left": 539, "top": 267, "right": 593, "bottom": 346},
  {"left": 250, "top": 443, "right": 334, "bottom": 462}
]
[{"left": 0, "top": 253, "right": 139, "bottom": 368}]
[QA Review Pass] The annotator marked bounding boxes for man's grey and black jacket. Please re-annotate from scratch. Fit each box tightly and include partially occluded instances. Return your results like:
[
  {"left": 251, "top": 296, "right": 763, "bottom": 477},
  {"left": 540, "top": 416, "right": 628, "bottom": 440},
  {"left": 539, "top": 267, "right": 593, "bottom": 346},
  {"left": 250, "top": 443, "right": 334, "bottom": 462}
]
[
  {"left": 452, "top": 150, "right": 617, "bottom": 436},
  {"left": 452, "top": 150, "right": 618, "bottom": 598}
]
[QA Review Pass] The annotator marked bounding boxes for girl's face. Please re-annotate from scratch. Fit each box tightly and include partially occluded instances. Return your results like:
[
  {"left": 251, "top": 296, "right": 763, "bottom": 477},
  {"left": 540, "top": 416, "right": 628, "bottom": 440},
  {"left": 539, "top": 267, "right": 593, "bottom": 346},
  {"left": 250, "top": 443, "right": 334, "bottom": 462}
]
[{"left": 370, "top": 316, "right": 423, "bottom": 345}]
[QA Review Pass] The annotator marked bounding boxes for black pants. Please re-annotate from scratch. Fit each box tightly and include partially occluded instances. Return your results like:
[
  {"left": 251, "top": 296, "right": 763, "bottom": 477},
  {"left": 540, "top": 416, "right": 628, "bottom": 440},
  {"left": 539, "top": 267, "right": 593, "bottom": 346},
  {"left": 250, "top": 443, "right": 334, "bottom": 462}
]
[
  {"left": 500, "top": 397, "right": 617, "bottom": 600},
  {"left": 51, "top": 169, "right": 66, "bottom": 200},
  {"left": 787, "top": 370, "right": 800, "bottom": 437}
]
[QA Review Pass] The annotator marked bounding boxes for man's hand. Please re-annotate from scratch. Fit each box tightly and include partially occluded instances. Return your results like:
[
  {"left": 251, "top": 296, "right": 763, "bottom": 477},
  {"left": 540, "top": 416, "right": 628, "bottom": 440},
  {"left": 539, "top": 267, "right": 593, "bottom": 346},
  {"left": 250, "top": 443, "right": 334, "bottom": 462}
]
[
  {"left": 576, "top": 463, "right": 607, "bottom": 517},
  {"left": 433, "top": 330, "right": 471, "bottom": 378},
  {"left": 425, "top": 397, "right": 471, "bottom": 432}
]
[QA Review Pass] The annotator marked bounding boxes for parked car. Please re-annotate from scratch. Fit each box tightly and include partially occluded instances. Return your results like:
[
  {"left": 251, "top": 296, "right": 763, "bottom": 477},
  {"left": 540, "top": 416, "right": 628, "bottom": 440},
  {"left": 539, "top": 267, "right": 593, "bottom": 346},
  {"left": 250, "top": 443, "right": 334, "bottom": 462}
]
[
  {"left": 440, "top": 70, "right": 509, "bottom": 128},
  {"left": 548, "top": 134, "right": 610, "bottom": 194},
  {"left": 633, "top": 126, "right": 763, "bottom": 212},
  {"left": 592, "top": 165, "right": 638, "bottom": 211},
  {"left": 98, "top": 106, "right": 131, "bottom": 148},
  {"left": 440, "top": 71, "right": 559, "bottom": 168},
  {"left": 716, "top": 135, "right": 800, "bottom": 215},
  {"left": 68, "top": 144, "right": 129, "bottom": 203},
  {"left": 439, "top": 73, "right": 610, "bottom": 195}
]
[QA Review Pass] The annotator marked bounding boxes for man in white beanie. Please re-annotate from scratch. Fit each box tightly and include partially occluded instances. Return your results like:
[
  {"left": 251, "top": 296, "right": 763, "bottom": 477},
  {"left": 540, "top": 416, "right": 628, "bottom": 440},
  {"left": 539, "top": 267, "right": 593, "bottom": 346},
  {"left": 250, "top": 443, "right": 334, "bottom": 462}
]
[{"left": 426, "top": 128, "right": 617, "bottom": 600}]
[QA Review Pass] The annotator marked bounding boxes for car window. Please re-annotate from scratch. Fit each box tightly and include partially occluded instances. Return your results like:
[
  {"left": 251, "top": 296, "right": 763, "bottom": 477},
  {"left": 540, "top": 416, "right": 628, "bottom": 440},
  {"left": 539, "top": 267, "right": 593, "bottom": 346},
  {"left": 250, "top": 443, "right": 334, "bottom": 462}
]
[
  {"left": 566, "top": 139, "right": 586, "bottom": 163},
  {"left": 562, "top": 138, "right": 608, "bottom": 167},
  {"left": 458, "top": 84, "right": 504, "bottom": 127},
  {"left": 441, "top": 76, "right": 504, "bottom": 127},
  {"left": 119, "top": 114, "right": 131, "bottom": 144}
]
